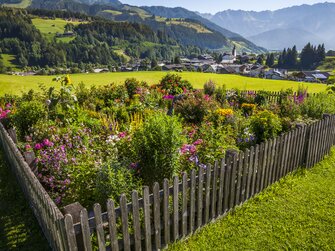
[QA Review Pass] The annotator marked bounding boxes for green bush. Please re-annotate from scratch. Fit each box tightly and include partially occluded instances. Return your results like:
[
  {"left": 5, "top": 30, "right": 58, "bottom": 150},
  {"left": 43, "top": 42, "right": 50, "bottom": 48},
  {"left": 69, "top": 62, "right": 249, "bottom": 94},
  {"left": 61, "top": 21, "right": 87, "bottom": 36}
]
[
  {"left": 132, "top": 113, "right": 185, "bottom": 185},
  {"left": 158, "top": 73, "right": 193, "bottom": 95},
  {"left": 94, "top": 161, "right": 141, "bottom": 205},
  {"left": 125, "top": 78, "right": 141, "bottom": 99},
  {"left": 300, "top": 93, "right": 335, "bottom": 119},
  {"left": 13, "top": 100, "right": 46, "bottom": 138},
  {"left": 204, "top": 80, "right": 216, "bottom": 96},
  {"left": 250, "top": 110, "right": 282, "bottom": 143},
  {"left": 174, "top": 91, "right": 218, "bottom": 124},
  {"left": 214, "top": 84, "right": 227, "bottom": 105}
]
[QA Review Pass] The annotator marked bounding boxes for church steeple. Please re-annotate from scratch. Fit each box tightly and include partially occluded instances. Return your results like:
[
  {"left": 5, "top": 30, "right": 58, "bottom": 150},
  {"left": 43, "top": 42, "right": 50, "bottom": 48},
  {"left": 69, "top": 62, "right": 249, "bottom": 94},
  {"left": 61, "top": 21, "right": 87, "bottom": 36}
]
[{"left": 232, "top": 45, "right": 237, "bottom": 57}]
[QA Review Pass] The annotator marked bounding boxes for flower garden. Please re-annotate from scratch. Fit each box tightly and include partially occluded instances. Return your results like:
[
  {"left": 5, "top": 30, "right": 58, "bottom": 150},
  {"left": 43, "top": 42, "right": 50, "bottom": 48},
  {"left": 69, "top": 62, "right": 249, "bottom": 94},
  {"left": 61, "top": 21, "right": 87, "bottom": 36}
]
[{"left": 1, "top": 73, "right": 335, "bottom": 209}]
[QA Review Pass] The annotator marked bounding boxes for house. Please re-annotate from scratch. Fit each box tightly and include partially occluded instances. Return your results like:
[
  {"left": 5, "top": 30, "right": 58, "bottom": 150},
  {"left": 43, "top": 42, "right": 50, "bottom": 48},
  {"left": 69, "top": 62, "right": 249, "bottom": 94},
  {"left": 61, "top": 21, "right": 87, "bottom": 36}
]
[
  {"left": 199, "top": 54, "right": 214, "bottom": 61},
  {"left": 162, "top": 64, "right": 184, "bottom": 71},
  {"left": 295, "top": 71, "right": 330, "bottom": 82},
  {"left": 248, "top": 65, "right": 266, "bottom": 77},
  {"left": 220, "top": 46, "right": 237, "bottom": 64},
  {"left": 264, "top": 69, "right": 288, "bottom": 80},
  {"left": 93, "top": 68, "right": 109, "bottom": 73},
  {"left": 203, "top": 64, "right": 224, "bottom": 73}
]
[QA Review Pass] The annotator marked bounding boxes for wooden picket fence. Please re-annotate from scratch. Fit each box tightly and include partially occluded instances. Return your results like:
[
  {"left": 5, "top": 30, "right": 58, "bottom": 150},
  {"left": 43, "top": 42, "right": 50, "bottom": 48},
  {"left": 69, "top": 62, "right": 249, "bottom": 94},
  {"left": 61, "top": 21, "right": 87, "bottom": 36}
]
[
  {"left": 1, "top": 113, "right": 335, "bottom": 251},
  {"left": 62, "top": 115, "right": 335, "bottom": 251}
]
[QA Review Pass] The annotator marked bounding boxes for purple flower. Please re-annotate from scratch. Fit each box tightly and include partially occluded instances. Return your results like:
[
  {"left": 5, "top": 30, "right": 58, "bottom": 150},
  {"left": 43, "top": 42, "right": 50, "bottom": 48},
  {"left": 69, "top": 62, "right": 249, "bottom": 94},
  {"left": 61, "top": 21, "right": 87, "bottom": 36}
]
[
  {"left": 34, "top": 143, "right": 43, "bottom": 150},
  {"left": 118, "top": 132, "right": 127, "bottom": 138},
  {"left": 163, "top": 95, "right": 174, "bottom": 100},
  {"left": 54, "top": 196, "right": 62, "bottom": 205},
  {"left": 193, "top": 139, "right": 203, "bottom": 146},
  {"left": 129, "top": 162, "right": 139, "bottom": 169},
  {"left": 42, "top": 139, "right": 53, "bottom": 147}
]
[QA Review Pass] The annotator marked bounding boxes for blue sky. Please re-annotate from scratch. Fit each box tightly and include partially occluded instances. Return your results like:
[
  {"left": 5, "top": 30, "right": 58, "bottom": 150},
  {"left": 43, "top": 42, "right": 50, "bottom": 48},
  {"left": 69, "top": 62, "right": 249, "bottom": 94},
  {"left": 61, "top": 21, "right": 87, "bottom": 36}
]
[{"left": 120, "top": 0, "right": 334, "bottom": 13}]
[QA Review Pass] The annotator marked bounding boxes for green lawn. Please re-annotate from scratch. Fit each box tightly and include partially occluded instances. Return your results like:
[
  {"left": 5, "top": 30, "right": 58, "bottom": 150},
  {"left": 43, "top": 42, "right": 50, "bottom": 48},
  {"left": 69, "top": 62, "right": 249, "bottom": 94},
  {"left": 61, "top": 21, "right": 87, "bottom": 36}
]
[
  {"left": 317, "top": 56, "right": 335, "bottom": 71},
  {"left": 0, "top": 71, "right": 328, "bottom": 95},
  {"left": 0, "top": 150, "right": 50, "bottom": 250},
  {"left": 31, "top": 17, "right": 83, "bottom": 42},
  {"left": 168, "top": 149, "right": 335, "bottom": 251}
]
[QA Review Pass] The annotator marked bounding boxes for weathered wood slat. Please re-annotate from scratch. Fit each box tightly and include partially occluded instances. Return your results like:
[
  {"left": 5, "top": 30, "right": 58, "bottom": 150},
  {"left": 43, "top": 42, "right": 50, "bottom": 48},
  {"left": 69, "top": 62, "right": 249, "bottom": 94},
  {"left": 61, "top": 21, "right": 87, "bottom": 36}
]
[
  {"left": 93, "top": 204, "right": 106, "bottom": 251},
  {"left": 240, "top": 149, "right": 249, "bottom": 203},
  {"left": 204, "top": 164, "right": 212, "bottom": 224},
  {"left": 182, "top": 173, "right": 188, "bottom": 236},
  {"left": 143, "top": 186, "right": 152, "bottom": 251},
  {"left": 107, "top": 200, "right": 119, "bottom": 251},
  {"left": 246, "top": 146, "right": 254, "bottom": 199},
  {"left": 260, "top": 141, "right": 268, "bottom": 190},
  {"left": 235, "top": 151, "right": 244, "bottom": 205},
  {"left": 120, "top": 195, "right": 130, "bottom": 251},
  {"left": 223, "top": 156, "right": 231, "bottom": 213},
  {"left": 211, "top": 162, "right": 218, "bottom": 219},
  {"left": 197, "top": 167, "right": 204, "bottom": 228},
  {"left": 189, "top": 170, "right": 196, "bottom": 233},
  {"left": 153, "top": 183, "right": 161, "bottom": 250},
  {"left": 256, "top": 143, "right": 264, "bottom": 194},
  {"left": 250, "top": 145, "right": 259, "bottom": 197},
  {"left": 64, "top": 214, "right": 78, "bottom": 251},
  {"left": 131, "top": 192, "right": 142, "bottom": 251},
  {"left": 229, "top": 154, "right": 238, "bottom": 209},
  {"left": 173, "top": 176, "right": 179, "bottom": 241},
  {"left": 264, "top": 139, "right": 272, "bottom": 189},
  {"left": 217, "top": 159, "right": 225, "bottom": 215},
  {"left": 80, "top": 209, "right": 92, "bottom": 251},
  {"left": 163, "top": 179, "right": 170, "bottom": 245}
]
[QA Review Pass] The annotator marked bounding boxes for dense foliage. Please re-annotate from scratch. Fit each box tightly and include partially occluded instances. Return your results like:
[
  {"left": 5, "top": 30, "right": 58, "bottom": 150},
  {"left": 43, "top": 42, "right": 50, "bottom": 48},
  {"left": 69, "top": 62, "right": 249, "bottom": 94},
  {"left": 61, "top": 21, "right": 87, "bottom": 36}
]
[
  {"left": 0, "top": 7, "right": 205, "bottom": 70},
  {"left": 1, "top": 74, "right": 334, "bottom": 209}
]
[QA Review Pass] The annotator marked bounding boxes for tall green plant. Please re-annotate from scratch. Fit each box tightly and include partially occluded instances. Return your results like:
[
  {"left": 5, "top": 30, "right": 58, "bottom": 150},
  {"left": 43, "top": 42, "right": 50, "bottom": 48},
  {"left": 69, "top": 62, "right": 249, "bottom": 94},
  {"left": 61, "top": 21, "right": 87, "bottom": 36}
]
[{"left": 132, "top": 113, "right": 185, "bottom": 185}]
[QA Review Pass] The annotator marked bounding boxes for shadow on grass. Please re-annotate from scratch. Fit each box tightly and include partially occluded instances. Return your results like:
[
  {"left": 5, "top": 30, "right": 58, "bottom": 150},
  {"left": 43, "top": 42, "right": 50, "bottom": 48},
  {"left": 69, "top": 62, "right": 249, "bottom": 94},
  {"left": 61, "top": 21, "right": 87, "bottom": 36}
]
[{"left": 0, "top": 150, "right": 50, "bottom": 251}]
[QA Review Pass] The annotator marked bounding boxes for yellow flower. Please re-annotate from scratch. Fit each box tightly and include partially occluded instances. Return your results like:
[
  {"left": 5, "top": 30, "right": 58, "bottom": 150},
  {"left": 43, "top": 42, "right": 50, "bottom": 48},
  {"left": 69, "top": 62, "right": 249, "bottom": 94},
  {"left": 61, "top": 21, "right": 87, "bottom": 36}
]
[
  {"left": 216, "top": 108, "right": 234, "bottom": 117},
  {"left": 241, "top": 103, "right": 256, "bottom": 110},
  {"left": 64, "top": 74, "right": 72, "bottom": 85}
]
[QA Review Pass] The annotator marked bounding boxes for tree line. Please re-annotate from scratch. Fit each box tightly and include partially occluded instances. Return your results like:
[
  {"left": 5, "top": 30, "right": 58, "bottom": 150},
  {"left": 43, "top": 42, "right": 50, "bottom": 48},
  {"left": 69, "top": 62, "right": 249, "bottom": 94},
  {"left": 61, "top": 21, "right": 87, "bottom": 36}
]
[{"left": 265, "top": 43, "right": 326, "bottom": 70}]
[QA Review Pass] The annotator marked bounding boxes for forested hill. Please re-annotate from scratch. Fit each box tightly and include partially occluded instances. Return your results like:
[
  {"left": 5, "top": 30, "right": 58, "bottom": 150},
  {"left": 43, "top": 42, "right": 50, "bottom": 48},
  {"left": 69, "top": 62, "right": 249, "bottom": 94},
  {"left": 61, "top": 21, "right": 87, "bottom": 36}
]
[
  {"left": 0, "top": 7, "right": 205, "bottom": 69},
  {"left": 0, "top": 0, "right": 265, "bottom": 53}
]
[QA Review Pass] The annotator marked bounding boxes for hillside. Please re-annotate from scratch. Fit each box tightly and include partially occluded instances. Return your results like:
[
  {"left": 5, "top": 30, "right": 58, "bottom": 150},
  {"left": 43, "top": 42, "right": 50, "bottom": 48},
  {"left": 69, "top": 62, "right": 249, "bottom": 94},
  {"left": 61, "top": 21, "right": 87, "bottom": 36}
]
[
  {"left": 0, "top": 0, "right": 265, "bottom": 53},
  {"left": 0, "top": 7, "right": 204, "bottom": 69},
  {"left": 141, "top": 6, "right": 266, "bottom": 53},
  {"left": 202, "top": 2, "right": 335, "bottom": 50}
]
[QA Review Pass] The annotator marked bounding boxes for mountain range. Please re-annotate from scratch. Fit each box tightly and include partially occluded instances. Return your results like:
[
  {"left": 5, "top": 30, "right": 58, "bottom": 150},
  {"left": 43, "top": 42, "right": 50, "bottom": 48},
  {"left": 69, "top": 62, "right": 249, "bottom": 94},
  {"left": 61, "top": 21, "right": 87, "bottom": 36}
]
[
  {"left": 1, "top": 0, "right": 265, "bottom": 53},
  {"left": 200, "top": 2, "right": 335, "bottom": 50}
]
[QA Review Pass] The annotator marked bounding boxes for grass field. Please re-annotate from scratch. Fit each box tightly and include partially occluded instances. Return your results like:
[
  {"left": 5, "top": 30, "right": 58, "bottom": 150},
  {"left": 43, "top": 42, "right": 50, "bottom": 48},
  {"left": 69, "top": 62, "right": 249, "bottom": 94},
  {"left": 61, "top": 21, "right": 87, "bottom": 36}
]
[
  {"left": 2, "top": 0, "right": 31, "bottom": 8},
  {"left": 0, "top": 150, "right": 50, "bottom": 250},
  {"left": 0, "top": 71, "right": 327, "bottom": 96},
  {"left": 1, "top": 54, "right": 19, "bottom": 70},
  {"left": 31, "top": 18, "right": 83, "bottom": 42},
  {"left": 168, "top": 149, "right": 335, "bottom": 251}
]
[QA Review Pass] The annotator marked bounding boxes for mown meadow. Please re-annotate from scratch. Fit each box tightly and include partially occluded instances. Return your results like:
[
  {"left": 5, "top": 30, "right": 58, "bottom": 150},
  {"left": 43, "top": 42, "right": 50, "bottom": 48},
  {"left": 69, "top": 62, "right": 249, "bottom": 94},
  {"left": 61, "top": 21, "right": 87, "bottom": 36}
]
[{"left": 0, "top": 71, "right": 328, "bottom": 95}]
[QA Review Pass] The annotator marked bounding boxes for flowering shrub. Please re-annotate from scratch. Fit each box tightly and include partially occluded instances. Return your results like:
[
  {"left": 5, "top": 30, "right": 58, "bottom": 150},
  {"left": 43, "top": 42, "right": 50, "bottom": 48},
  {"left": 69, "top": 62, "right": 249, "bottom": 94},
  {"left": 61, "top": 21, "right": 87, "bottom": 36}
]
[
  {"left": 174, "top": 91, "right": 218, "bottom": 124},
  {"left": 250, "top": 110, "right": 282, "bottom": 143},
  {"left": 158, "top": 73, "right": 193, "bottom": 95},
  {"left": 203, "top": 80, "right": 216, "bottom": 96},
  {"left": 241, "top": 103, "right": 256, "bottom": 116}
]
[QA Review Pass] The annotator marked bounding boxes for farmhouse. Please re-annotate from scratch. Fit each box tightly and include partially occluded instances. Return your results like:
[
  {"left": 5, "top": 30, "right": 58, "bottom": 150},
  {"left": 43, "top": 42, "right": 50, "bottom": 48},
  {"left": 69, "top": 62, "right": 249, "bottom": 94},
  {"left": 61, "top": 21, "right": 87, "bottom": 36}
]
[
  {"left": 295, "top": 71, "right": 330, "bottom": 82},
  {"left": 264, "top": 69, "right": 288, "bottom": 80}
]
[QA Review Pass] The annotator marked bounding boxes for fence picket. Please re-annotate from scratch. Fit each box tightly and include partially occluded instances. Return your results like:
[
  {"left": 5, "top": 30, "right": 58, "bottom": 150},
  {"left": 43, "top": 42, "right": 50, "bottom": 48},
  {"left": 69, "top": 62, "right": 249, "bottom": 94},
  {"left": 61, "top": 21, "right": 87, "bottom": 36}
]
[
  {"left": 240, "top": 149, "right": 249, "bottom": 203},
  {"left": 64, "top": 214, "right": 77, "bottom": 251},
  {"left": 223, "top": 156, "right": 231, "bottom": 213},
  {"left": 235, "top": 151, "right": 244, "bottom": 205},
  {"left": 93, "top": 203, "right": 106, "bottom": 251},
  {"left": 120, "top": 194, "right": 130, "bottom": 251},
  {"left": 153, "top": 183, "right": 161, "bottom": 250},
  {"left": 107, "top": 200, "right": 119, "bottom": 251},
  {"left": 204, "top": 164, "right": 212, "bottom": 224},
  {"left": 143, "top": 186, "right": 152, "bottom": 251},
  {"left": 131, "top": 191, "right": 141, "bottom": 251},
  {"left": 256, "top": 143, "right": 264, "bottom": 194},
  {"left": 163, "top": 179, "right": 170, "bottom": 245},
  {"left": 229, "top": 154, "right": 238, "bottom": 209},
  {"left": 80, "top": 209, "right": 92, "bottom": 251},
  {"left": 211, "top": 162, "right": 218, "bottom": 219},
  {"left": 173, "top": 176, "right": 179, "bottom": 240},
  {"left": 217, "top": 159, "right": 225, "bottom": 215},
  {"left": 197, "top": 167, "right": 204, "bottom": 228},
  {"left": 246, "top": 146, "right": 254, "bottom": 199},
  {"left": 189, "top": 170, "right": 196, "bottom": 233},
  {"left": 182, "top": 173, "right": 188, "bottom": 236},
  {"left": 251, "top": 145, "right": 259, "bottom": 197}
]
